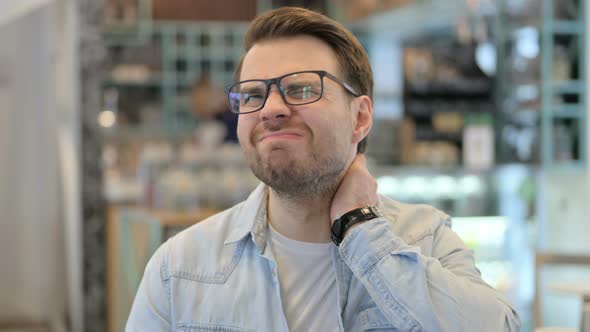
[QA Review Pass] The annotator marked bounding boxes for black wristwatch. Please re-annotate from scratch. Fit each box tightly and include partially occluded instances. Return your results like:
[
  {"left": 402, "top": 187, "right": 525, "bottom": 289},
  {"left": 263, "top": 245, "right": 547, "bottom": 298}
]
[{"left": 331, "top": 206, "right": 380, "bottom": 246}]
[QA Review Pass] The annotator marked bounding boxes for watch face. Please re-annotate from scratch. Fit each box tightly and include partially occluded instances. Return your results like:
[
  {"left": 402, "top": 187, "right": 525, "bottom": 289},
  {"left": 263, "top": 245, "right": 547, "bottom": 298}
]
[
  {"left": 330, "top": 222, "right": 342, "bottom": 245},
  {"left": 331, "top": 220, "right": 342, "bottom": 238},
  {"left": 330, "top": 232, "right": 339, "bottom": 245}
]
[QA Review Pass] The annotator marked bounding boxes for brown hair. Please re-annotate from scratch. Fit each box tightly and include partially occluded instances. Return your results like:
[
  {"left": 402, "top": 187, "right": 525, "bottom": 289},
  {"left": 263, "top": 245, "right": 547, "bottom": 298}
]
[{"left": 234, "top": 7, "right": 373, "bottom": 153}]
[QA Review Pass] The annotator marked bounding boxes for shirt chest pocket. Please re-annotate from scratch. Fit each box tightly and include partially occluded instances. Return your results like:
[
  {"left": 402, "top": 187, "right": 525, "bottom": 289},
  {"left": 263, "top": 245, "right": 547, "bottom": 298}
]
[
  {"left": 177, "top": 322, "right": 252, "bottom": 332},
  {"left": 358, "top": 307, "right": 399, "bottom": 331}
]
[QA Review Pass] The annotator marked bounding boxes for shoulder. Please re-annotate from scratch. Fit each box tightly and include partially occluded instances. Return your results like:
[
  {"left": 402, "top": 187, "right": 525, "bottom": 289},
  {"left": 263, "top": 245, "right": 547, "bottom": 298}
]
[{"left": 377, "top": 195, "right": 451, "bottom": 245}]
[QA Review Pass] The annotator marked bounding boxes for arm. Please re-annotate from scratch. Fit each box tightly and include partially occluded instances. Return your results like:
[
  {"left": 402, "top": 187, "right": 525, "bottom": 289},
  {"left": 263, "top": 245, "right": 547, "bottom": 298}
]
[
  {"left": 126, "top": 242, "right": 172, "bottom": 332},
  {"left": 339, "top": 216, "right": 520, "bottom": 331},
  {"left": 330, "top": 155, "right": 520, "bottom": 331}
]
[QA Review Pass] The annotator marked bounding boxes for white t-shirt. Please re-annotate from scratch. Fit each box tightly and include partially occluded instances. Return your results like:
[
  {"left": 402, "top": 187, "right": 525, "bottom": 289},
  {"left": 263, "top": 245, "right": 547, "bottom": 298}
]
[{"left": 268, "top": 224, "right": 340, "bottom": 331}]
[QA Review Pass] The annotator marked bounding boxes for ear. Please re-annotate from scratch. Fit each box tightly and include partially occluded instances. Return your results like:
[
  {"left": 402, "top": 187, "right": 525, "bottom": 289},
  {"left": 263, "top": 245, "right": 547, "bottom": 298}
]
[{"left": 350, "top": 95, "right": 373, "bottom": 144}]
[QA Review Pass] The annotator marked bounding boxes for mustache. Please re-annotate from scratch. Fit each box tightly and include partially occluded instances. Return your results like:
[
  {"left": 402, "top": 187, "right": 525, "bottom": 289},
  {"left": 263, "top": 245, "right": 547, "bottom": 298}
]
[{"left": 262, "top": 119, "right": 287, "bottom": 132}]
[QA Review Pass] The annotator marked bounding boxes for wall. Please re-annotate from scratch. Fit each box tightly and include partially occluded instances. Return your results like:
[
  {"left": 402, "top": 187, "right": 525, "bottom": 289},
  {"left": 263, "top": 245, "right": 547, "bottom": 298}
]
[
  {"left": 0, "top": 0, "right": 82, "bottom": 330},
  {"left": 0, "top": 4, "right": 67, "bottom": 330}
]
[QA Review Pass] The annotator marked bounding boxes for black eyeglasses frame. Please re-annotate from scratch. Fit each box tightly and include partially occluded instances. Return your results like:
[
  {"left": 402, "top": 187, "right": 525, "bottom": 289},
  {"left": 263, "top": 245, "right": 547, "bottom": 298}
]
[{"left": 226, "top": 70, "right": 360, "bottom": 115}]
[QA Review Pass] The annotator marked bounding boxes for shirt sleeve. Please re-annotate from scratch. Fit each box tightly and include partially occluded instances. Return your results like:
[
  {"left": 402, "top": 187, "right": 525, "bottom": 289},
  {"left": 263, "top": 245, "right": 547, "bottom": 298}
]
[
  {"left": 339, "top": 217, "right": 521, "bottom": 332},
  {"left": 126, "top": 241, "right": 172, "bottom": 332}
]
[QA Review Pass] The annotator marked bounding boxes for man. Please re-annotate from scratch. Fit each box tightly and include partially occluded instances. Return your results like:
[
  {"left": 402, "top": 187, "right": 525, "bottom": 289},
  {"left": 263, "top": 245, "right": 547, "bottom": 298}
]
[{"left": 127, "top": 7, "right": 520, "bottom": 331}]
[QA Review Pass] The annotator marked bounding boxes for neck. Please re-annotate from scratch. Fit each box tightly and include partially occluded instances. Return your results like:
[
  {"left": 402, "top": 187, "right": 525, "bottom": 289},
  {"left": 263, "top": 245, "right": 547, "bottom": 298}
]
[
  {"left": 267, "top": 186, "right": 335, "bottom": 243},
  {"left": 264, "top": 150, "right": 358, "bottom": 243}
]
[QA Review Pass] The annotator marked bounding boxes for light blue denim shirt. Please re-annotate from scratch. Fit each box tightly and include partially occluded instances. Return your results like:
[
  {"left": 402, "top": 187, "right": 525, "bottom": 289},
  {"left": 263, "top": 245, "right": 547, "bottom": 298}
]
[{"left": 127, "top": 183, "right": 520, "bottom": 331}]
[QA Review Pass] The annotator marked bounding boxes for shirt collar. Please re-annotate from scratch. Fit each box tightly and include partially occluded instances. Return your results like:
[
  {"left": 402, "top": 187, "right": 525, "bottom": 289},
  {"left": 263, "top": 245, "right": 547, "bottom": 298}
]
[{"left": 224, "top": 182, "right": 269, "bottom": 251}]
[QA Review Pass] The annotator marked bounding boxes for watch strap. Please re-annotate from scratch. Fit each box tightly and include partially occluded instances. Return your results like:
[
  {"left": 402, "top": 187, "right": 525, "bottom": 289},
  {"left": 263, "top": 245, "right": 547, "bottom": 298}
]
[{"left": 331, "top": 205, "right": 380, "bottom": 246}]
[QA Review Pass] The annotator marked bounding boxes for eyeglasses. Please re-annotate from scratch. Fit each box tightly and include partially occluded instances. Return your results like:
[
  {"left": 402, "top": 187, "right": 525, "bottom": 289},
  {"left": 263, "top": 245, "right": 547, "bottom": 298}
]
[{"left": 227, "top": 70, "right": 359, "bottom": 114}]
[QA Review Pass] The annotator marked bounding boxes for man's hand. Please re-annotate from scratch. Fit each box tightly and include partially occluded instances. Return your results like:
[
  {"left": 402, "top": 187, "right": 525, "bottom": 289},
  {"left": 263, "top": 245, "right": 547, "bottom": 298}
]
[{"left": 330, "top": 154, "right": 378, "bottom": 224}]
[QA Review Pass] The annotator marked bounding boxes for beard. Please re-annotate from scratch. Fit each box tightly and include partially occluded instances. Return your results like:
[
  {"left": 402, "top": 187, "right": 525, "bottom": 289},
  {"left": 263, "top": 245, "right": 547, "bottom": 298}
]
[{"left": 244, "top": 141, "right": 348, "bottom": 201}]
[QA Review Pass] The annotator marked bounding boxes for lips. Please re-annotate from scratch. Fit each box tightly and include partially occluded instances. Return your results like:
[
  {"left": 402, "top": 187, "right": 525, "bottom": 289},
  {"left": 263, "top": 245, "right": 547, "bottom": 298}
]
[{"left": 258, "top": 130, "right": 304, "bottom": 142}]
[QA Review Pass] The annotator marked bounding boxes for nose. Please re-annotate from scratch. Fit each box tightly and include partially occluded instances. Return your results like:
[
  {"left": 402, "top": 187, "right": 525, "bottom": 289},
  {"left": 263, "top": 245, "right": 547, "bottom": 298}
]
[{"left": 258, "top": 86, "right": 291, "bottom": 121}]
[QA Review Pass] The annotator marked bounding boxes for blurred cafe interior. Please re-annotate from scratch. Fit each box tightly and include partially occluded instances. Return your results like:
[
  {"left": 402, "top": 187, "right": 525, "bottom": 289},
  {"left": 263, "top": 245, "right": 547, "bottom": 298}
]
[{"left": 1, "top": 0, "right": 589, "bottom": 331}]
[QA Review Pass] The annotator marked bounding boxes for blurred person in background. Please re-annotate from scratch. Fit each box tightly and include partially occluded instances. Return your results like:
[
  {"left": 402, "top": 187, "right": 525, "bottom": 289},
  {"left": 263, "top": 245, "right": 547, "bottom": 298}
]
[
  {"left": 190, "top": 74, "right": 238, "bottom": 144},
  {"left": 127, "top": 7, "right": 520, "bottom": 331}
]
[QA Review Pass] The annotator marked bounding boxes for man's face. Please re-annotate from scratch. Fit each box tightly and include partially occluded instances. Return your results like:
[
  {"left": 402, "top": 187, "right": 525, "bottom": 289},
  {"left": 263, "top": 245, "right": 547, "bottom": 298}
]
[{"left": 237, "top": 35, "right": 358, "bottom": 198}]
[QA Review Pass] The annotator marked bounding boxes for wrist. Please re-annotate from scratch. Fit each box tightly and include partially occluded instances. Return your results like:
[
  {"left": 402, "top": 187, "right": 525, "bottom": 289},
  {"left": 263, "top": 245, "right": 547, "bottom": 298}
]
[
  {"left": 330, "top": 205, "right": 380, "bottom": 246},
  {"left": 331, "top": 200, "right": 378, "bottom": 223}
]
